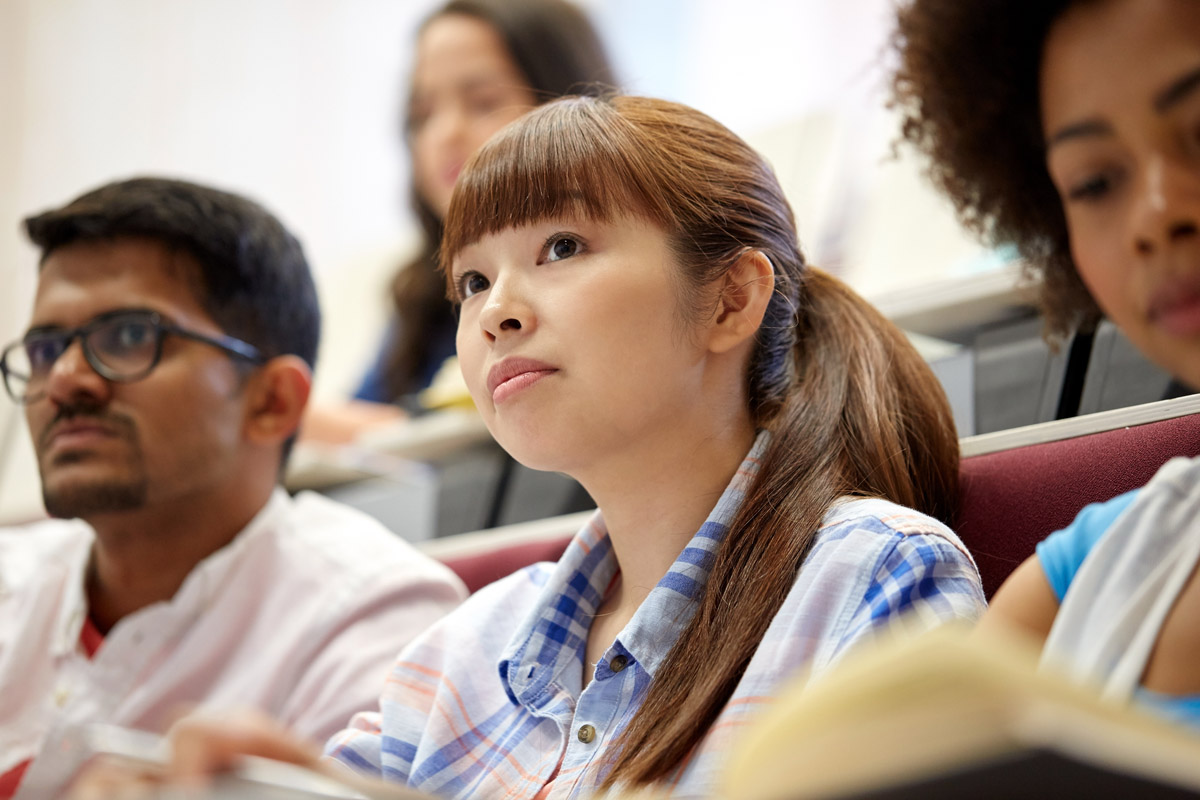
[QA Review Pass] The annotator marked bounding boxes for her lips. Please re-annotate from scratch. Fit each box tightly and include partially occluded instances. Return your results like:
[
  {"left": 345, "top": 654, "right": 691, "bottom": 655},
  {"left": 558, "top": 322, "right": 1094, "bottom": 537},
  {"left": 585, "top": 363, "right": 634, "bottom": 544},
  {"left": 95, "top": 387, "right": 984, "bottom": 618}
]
[
  {"left": 1149, "top": 280, "right": 1200, "bottom": 336},
  {"left": 486, "top": 357, "right": 557, "bottom": 404}
]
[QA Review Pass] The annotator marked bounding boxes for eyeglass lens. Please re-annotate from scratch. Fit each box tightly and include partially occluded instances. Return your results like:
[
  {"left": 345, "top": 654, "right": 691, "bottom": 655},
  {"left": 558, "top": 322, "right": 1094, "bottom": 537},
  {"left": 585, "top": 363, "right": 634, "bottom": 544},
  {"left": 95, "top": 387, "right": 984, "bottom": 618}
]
[{"left": 2, "top": 314, "right": 162, "bottom": 400}]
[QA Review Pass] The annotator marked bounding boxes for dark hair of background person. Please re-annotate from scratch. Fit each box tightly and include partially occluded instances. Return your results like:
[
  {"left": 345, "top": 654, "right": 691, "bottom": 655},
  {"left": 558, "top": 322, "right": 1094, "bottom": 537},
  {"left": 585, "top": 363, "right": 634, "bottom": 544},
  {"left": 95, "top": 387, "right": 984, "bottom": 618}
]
[
  {"left": 890, "top": 0, "right": 1097, "bottom": 342},
  {"left": 383, "top": 0, "right": 617, "bottom": 402},
  {"left": 23, "top": 176, "right": 321, "bottom": 463},
  {"left": 442, "top": 95, "right": 961, "bottom": 789}
]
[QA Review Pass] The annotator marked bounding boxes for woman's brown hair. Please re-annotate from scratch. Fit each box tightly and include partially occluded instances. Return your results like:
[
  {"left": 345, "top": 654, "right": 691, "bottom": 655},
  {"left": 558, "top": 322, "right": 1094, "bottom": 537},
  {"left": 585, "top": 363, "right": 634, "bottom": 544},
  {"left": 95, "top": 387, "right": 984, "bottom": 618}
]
[
  {"left": 381, "top": 0, "right": 615, "bottom": 401},
  {"left": 442, "top": 95, "right": 960, "bottom": 789},
  {"left": 890, "top": 0, "right": 1100, "bottom": 341}
]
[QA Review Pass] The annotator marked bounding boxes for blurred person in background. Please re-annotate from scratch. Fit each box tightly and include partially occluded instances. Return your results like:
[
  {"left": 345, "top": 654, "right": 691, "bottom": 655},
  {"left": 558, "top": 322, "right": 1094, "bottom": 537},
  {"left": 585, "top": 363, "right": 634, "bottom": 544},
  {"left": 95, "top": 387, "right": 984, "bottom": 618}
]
[{"left": 305, "top": 0, "right": 616, "bottom": 443}]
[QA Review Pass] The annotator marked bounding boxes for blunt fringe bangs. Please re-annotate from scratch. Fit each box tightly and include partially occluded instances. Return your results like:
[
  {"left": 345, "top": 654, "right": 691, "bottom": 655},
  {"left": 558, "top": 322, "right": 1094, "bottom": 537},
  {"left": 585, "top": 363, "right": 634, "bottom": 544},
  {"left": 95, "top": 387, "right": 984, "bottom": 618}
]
[
  {"left": 440, "top": 96, "right": 675, "bottom": 276},
  {"left": 436, "top": 92, "right": 962, "bottom": 792}
]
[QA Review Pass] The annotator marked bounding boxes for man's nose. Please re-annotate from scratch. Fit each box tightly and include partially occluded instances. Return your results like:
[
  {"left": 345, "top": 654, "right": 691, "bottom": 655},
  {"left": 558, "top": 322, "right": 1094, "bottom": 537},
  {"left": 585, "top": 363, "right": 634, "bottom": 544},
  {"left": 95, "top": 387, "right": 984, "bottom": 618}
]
[{"left": 41, "top": 338, "right": 110, "bottom": 407}]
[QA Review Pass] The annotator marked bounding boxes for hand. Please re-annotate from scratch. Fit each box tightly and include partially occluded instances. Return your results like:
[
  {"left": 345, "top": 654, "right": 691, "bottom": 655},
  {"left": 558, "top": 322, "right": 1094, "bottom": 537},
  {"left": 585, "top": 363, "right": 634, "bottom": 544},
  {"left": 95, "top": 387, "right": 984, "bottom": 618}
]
[
  {"left": 69, "top": 710, "right": 427, "bottom": 800},
  {"left": 67, "top": 709, "right": 322, "bottom": 798},
  {"left": 69, "top": 757, "right": 162, "bottom": 800},
  {"left": 165, "top": 708, "right": 322, "bottom": 785}
]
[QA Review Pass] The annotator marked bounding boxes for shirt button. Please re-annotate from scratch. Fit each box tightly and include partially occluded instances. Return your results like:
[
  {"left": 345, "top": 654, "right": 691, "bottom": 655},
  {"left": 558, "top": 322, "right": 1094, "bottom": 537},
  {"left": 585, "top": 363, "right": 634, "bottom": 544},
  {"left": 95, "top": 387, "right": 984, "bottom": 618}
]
[
  {"left": 610, "top": 655, "right": 628, "bottom": 673},
  {"left": 577, "top": 724, "right": 596, "bottom": 744},
  {"left": 54, "top": 687, "right": 70, "bottom": 707}
]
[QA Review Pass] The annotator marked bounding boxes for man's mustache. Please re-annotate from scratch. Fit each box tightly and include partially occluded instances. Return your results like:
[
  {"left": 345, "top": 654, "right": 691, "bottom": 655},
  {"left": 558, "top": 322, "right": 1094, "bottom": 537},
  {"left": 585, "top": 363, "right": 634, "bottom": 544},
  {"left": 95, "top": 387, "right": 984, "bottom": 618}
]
[{"left": 39, "top": 403, "right": 138, "bottom": 450}]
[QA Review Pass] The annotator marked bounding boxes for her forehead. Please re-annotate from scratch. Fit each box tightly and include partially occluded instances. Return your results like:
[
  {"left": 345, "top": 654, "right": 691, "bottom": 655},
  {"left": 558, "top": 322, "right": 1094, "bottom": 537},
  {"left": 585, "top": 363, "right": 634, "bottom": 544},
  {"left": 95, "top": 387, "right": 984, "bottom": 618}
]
[
  {"left": 1041, "top": 0, "right": 1200, "bottom": 128},
  {"left": 414, "top": 14, "right": 525, "bottom": 88}
]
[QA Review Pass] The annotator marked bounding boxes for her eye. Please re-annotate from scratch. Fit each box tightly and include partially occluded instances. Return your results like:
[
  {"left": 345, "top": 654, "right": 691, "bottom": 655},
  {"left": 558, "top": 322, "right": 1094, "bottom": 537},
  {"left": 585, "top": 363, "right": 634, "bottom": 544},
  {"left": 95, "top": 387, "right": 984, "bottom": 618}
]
[
  {"left": 457, "top": 271, "right": 490, "bottom": 300},
  {"left": 1067, "top": 173, "right": 1113, "bottom": 202},
  {"left": 543, "top": 234, "right": 583, "bottom": 263},
  {"left": 466, "top": 93, "right": 505, "bottom": 116}
]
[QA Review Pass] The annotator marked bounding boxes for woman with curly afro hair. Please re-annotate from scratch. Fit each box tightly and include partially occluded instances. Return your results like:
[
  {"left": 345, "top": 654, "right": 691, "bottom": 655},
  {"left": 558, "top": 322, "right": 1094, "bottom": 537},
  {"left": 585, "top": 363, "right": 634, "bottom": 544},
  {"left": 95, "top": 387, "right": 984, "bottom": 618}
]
[{"left": 893, "top": 0, "right": 1200, "bottom": 730}]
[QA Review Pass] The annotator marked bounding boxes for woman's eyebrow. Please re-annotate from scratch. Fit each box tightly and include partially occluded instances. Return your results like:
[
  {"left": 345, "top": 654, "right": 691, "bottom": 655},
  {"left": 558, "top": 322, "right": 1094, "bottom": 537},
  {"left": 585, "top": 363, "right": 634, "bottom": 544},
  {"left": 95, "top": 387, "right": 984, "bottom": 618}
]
[
  {"left": 1047, "top": 118, "right": 1111, "bottom": 150},
  {"left": 1154, "top": 64, "right": 1200, "bottom": 112}
]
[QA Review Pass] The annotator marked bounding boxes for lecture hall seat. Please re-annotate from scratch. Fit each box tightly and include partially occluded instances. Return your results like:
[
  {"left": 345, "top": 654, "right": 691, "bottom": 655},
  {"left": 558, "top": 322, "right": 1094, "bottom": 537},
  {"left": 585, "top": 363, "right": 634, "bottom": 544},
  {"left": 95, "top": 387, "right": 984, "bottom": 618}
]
[
  {"left": 957, "top": 395, "right": 1200, "bottom": 598},
  {"left": 430, "top": 397, "right": 1200, "bottom": 598}
]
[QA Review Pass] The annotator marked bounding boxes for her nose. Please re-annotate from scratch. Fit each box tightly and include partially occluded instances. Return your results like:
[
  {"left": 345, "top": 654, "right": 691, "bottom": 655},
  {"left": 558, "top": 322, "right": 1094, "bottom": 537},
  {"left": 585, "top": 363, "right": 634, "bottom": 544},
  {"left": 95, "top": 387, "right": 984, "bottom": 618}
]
[
  {"left": 424, "top": 100, "right": 469, "bottom": 151},
  {"left": 1130, "top": 154, "right": 1200, "bottom": 257},
  {"left": 477, "top": 271, "right": 533, "bottom": 343}
]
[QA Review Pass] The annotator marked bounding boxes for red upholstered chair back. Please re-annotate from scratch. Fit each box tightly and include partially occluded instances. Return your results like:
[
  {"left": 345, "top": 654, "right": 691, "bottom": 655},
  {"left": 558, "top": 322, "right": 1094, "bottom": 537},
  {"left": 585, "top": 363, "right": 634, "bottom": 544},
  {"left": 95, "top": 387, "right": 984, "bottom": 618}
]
[
  {"left": 956, "top": 399, "right": 1200, "bottom": 599},
  {"left": 423, "top": 511, "right": 590, "bottom": 594},
  {"left": 429, "top": 399, "right": 1200, "bottom": 599},
  {"left": 442, "top": 535, "right": 572, "bottom": 595}
]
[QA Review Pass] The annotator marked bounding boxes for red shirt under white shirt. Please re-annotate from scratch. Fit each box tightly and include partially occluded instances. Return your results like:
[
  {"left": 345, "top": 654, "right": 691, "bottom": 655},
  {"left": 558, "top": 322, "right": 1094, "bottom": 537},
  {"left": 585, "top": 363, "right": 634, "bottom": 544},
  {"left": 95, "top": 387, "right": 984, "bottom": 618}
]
[{"left": 0, "top": 616, "right": 103, "bottom": 799}]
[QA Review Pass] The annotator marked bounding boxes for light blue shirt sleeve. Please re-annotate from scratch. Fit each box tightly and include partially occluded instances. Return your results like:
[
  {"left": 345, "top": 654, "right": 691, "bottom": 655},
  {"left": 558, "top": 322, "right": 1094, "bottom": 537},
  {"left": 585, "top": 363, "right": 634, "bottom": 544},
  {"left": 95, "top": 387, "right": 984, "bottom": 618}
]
[{"left": 1036, "top": 489, "right": 1141, "bottom": 601}]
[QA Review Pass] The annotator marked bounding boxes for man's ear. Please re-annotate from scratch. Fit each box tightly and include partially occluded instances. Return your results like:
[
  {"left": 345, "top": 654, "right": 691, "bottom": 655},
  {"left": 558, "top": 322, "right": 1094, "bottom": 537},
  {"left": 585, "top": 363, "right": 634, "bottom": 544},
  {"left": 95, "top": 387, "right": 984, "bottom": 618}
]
[
  {"left": 707, "top": 250, "right": 775, "bottom": 355},
  {"left": 242, "top": 355, "right": 312, "bottom": 447}
]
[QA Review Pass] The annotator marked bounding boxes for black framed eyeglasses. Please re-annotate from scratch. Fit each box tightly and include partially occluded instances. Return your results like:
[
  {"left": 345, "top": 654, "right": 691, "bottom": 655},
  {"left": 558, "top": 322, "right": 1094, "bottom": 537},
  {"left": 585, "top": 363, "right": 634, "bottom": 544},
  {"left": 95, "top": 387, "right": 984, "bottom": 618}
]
[{"left": 0, "top": 309, "right": 266, "bottom": 404}]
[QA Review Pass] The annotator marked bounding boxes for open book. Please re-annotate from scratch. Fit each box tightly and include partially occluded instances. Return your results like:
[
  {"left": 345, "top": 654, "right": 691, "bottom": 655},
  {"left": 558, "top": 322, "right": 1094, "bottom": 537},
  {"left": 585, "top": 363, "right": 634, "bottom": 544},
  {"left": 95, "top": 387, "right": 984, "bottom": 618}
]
[
  {"left": 82, "top": 627, "right": 1200, "bottom": 799},
  {"left": 720, "top": 626, "right": 1200, "bottom": 799}
]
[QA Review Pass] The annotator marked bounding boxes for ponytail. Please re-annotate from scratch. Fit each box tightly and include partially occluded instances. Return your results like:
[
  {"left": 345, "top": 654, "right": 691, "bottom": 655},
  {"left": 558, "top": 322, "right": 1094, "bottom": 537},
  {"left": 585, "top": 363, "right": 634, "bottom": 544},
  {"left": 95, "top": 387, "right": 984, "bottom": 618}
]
[
  {"left": 437, "top": 94, "right": 960, "bottom": 791},
  {"left": 602, "top": 268, "right": 960, "bottom": 788}
]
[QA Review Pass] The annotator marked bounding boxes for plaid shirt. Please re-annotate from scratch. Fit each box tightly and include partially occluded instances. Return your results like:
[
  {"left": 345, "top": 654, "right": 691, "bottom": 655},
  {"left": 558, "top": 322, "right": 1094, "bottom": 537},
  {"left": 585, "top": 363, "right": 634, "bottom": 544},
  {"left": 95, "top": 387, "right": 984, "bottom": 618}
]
[{"left": 326, "top": 434, "right": 985, "bottom": 798}]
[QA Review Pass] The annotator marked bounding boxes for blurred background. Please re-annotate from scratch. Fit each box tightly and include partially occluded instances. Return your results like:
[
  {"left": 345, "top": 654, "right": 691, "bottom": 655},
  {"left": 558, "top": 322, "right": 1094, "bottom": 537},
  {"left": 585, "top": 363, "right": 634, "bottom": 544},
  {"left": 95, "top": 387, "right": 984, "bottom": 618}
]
[{"left": 0, "top": 0, "right": 1041, "bottom": 528}]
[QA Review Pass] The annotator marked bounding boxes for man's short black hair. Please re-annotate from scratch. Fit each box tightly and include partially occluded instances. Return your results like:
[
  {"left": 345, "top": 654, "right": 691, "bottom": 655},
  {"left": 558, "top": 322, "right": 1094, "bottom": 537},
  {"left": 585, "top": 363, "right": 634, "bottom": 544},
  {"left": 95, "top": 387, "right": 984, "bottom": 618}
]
[{"left": 24, "top": 176, "right": 320, "bottom": 372}]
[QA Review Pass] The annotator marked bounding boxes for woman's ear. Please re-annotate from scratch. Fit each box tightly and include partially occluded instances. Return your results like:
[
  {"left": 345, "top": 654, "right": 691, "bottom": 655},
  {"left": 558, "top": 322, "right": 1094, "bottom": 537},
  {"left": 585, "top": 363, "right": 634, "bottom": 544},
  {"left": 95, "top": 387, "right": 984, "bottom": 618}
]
[
  {"left": 242, "top": 355, "right": 313, "bottom": 448},
  {"left": 707, "top": 250, "right": 775, "bottom": 354}
]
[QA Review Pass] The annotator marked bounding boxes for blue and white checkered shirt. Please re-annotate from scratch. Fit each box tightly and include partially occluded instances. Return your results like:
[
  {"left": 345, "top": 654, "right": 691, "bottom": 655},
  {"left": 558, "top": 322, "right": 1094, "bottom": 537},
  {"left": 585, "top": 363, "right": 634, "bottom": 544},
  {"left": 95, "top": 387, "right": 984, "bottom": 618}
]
[{"left": 326, "top": 433, "right": 985, "bottom": 798}]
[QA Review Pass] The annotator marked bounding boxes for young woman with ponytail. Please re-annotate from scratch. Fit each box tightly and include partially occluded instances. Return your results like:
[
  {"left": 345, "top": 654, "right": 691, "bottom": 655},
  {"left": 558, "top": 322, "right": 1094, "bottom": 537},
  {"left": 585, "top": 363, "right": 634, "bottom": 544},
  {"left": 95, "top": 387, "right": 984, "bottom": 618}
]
[{"left": 82, "top": 95, "right": 984, "bottom": 798}]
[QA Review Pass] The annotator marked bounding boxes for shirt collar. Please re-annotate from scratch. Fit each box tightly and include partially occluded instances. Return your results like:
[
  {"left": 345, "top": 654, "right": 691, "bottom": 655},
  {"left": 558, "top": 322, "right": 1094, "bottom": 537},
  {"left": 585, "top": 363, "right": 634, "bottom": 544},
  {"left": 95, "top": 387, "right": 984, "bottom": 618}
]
[
  {"left": 54, "top": 488, "right": 290, "bottom": 655},
  {"left": 500, "top": 431, "right": 769, "bottom": 707}
]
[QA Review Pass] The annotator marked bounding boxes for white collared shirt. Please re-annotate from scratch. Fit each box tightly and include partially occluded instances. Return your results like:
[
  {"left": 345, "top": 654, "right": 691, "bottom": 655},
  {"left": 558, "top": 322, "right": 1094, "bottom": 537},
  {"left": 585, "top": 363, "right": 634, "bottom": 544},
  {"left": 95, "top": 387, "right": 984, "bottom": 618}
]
[{"left": 0, "top": 489, "right": 466, "bottom": 798}]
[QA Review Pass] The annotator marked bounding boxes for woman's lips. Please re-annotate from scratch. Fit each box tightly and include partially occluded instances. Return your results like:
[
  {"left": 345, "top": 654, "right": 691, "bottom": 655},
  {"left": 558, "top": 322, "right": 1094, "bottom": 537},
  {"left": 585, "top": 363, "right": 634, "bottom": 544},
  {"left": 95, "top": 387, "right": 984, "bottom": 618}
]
[
  {"left": 1149, "top": 280, "right": 1200, "bottom": 336},
  {"left": 491, "top": 369, "right": 556, "bottom": 404},
  {"left": 487, "top": 357, "right": 558, "bottom": 404}
]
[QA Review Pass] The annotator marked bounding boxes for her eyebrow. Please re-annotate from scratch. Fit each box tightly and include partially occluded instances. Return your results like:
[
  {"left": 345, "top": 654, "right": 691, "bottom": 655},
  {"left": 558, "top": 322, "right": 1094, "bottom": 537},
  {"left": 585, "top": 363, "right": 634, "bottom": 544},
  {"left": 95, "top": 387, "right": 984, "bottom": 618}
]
[
  {"left": 1047, "top": 64, "right": 1200, "bottom": 151},
  {"left": 1154, "top": 64, "right": 1200, "bottom": 112},
  {"left": 1047, "top": 119, "right": 1111, "bottom": 149}
]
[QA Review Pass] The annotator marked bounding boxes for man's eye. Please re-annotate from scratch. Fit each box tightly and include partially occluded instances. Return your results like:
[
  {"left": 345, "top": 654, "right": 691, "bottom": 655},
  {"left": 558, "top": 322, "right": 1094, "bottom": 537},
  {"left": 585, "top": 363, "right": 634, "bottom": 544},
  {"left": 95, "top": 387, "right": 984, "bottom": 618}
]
[
  {"left": 25, "top": 338, "right": 64, "bottom": 371},
  {"left": 112, "top": 322, "right": 154, "bottom": 350}
]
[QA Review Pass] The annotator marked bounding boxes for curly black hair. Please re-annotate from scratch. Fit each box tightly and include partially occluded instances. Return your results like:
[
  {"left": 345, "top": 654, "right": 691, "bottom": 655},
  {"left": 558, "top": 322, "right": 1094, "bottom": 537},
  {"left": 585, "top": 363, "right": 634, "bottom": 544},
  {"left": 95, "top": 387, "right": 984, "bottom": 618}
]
[{"left": 890, "top": 0, "right": 1102, "bottom": 340}]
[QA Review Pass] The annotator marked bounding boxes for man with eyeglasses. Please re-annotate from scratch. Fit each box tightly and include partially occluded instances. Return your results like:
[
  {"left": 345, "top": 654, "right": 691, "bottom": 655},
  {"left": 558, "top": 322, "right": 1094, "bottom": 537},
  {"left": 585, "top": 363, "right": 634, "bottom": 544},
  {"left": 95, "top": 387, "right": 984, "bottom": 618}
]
[{"left": 0, "top": 177, "right": 466, "bottom": 798}]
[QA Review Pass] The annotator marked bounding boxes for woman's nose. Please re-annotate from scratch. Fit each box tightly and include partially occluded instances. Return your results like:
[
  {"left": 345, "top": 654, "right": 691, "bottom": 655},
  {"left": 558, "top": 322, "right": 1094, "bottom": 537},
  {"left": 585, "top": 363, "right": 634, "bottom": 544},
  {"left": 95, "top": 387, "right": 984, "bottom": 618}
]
[
  {"left": 1129, "top": 154, "right": 1200, "bottom": 257},
  {"left": 477, "top": 273, "right": 533, "bottom": 343}
]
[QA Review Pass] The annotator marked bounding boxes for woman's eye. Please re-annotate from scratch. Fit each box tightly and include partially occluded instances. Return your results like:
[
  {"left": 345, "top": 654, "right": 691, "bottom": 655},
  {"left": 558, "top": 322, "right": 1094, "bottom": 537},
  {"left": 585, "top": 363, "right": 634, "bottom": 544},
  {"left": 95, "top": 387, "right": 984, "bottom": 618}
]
[
  {"left": 406, "top": 99, "right": 433, "bottom": 133},
  {"left": 1067, "top": 173, "right": 1113, "bottom": 202},
  {"left": 544, "top": 235, "right": 582, "bottom": 262},
  {"left": 466, "top": 93, "right": 504, "bottom": 116},
  {"left": 458, "top": 272, "right": 490, "bottom": 300}
]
